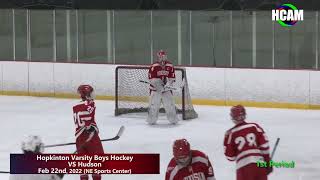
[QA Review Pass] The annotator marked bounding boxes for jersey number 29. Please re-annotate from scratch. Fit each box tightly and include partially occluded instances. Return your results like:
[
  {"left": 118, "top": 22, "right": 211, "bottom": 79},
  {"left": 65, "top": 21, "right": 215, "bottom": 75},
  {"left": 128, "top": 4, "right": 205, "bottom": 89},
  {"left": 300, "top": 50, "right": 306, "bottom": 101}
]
[{"left": 235, "top": 133, "right": 257, "bottom": 150}]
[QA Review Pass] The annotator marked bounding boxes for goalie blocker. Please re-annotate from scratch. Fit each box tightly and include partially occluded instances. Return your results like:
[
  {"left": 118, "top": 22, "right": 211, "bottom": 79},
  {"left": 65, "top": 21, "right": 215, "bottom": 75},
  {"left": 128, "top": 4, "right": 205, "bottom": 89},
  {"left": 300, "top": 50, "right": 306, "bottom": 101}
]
[{"left": 115, "top": 66, "right": 198, "bottom": 120}]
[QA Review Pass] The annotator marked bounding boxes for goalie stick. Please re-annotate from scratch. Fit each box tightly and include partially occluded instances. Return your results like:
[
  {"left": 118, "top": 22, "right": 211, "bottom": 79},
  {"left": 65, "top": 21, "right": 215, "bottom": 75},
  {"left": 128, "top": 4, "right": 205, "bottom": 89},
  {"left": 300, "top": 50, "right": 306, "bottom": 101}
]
[
  {"left": 139, "top": 80, "right": 176, "bottom": 91},
  {"left": 44, "top": 126, "right": 125, "bottom": 148},
  {"left": 139, "top": 78, "right": 185, "bottom": 91}
]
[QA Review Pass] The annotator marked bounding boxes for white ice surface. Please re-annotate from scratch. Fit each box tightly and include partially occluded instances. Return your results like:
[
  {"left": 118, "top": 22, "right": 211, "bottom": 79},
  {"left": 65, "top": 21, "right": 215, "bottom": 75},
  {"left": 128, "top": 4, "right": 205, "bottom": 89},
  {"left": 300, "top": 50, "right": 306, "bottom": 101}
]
[{"left": 0, "top": 96, "right": 319, "bottom": 180}]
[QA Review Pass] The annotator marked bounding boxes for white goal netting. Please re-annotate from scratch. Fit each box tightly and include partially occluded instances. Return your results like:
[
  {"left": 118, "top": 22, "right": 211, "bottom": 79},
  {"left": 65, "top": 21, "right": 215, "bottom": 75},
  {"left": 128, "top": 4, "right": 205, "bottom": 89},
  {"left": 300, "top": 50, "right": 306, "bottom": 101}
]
[{"left": 115, "top": 66, "right": 198, "bottom": 120}]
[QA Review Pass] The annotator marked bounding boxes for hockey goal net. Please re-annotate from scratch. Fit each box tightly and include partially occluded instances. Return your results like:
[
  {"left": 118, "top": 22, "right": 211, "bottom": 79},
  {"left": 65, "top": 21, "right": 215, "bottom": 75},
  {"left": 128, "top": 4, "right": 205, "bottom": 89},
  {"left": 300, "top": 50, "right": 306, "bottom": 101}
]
[{"left": 115, "top": 66, "right": 198, "bottom": 120}]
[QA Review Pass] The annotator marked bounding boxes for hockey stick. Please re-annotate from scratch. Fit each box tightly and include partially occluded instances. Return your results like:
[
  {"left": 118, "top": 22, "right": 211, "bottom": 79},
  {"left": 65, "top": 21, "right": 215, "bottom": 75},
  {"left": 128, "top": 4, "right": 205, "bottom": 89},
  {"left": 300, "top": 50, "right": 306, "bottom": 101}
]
[
  {"left": 0, "top": 127, "right": 124, "bottom": 175},
  {"left": 140, "top": 79, "right": 185, "bottom": 89},
  {"left": 139, "top": 80, "right": 153, "bottom": 85},
  {"left": 74, "top": 126, "right": 125, "bottom": 153},
  {"left": 44, "top": 126, "right": 125, "bottom": 148},
  {"left": 139, "top": 80, "right": 183, "bottom": 91},
  {"left": 139, "top": 80, "right": 176, "bottom": 91},
  {"left": 271, "top": 137, "right": 280, "bottom": 159}
]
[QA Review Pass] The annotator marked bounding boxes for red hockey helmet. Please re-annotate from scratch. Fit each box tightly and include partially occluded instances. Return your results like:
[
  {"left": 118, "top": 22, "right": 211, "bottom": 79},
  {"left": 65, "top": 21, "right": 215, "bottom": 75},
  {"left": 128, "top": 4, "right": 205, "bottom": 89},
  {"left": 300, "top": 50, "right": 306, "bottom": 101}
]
[
  {"left": 157, "top": 50, "right": 167, "bottom": 62},
  {"left": 77, "top": 84, "right": 94, "bottom": 100},
  {"left": 230, "top": 105, "right": 246, "bottom": 122},
  {"left": 173, "top": 139, "right": 191, "bottom": 166}
]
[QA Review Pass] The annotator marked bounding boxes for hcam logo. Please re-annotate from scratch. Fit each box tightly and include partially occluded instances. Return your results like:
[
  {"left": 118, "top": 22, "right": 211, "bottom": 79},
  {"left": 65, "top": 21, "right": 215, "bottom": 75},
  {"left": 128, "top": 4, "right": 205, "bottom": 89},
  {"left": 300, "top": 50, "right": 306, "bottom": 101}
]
[{"left": 272, "top": 3, "right": 303, "bottom": 27}]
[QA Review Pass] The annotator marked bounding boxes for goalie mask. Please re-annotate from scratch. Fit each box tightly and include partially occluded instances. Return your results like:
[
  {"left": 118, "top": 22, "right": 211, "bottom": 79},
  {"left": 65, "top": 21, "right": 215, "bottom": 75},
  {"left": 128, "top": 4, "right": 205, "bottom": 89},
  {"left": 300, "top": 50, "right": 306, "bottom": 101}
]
[
  {"left": 173, "top": 139, "right": 191, "bottom": 166},
  {"left": 77, "top": 84, "right": 95, "bottom": 100},
  {"left": 21, "top": 135, "right": 44, "bottom": 154},
  {"left": 157, "top": 50, "right": 167, "bottom": 66},
  {"left": 230, "top": 105, "right": 246, "bottom": 123}
]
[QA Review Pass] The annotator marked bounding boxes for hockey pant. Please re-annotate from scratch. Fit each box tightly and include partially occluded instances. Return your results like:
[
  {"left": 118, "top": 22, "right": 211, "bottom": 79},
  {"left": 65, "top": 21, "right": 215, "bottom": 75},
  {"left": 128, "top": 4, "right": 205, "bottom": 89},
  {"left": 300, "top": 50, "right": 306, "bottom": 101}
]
[
  {"left": 237, "top": 163, "right": 268, "bottom": 180},
  {"left": 147, "top": 90, "right": 179, "bottom": 125},
  {"left": 76, "top": 131, "right": 104, "bottom": 180}
]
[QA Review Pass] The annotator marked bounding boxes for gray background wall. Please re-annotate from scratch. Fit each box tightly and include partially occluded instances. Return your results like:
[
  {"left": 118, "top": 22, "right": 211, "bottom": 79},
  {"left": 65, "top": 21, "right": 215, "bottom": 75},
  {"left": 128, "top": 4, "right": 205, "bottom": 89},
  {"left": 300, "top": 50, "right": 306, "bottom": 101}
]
[{"left": 0, "top": 9, "right": 318, "bottom": 69}]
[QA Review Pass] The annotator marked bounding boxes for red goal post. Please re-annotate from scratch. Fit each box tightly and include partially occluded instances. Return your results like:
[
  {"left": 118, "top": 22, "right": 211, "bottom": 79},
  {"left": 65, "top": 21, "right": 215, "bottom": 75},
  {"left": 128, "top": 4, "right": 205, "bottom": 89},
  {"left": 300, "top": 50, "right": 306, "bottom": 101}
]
[{"left": 115, "top": 66, "right": 198, "bottom": 120}]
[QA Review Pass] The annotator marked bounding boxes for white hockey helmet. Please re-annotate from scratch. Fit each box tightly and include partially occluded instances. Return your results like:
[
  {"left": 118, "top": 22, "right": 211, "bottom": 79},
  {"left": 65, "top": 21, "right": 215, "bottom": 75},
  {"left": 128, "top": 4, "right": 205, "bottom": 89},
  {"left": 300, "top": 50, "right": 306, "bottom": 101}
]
[{"left": 21, "top": 135, "right": 44, "bottom": 153}]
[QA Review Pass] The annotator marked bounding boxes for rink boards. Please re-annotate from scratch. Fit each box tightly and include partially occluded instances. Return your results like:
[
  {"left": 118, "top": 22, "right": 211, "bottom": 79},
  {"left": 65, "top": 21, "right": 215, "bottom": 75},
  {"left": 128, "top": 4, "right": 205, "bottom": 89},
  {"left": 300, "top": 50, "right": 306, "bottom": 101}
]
[{"left": 0, "top": 61, "right": 320, "bottom": 109}]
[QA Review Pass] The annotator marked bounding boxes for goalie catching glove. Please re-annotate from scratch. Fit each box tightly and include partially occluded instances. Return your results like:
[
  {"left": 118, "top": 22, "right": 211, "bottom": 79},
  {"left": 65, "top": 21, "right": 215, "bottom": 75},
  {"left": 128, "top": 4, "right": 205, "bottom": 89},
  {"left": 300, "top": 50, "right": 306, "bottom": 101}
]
[{"left": 163, "top": 78, "right": 175, "bottom": 92}]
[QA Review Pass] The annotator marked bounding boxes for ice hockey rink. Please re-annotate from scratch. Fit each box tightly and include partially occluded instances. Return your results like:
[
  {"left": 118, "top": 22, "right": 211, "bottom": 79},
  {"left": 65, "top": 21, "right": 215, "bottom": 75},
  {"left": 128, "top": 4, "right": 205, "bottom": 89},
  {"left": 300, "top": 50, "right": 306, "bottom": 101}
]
[{"left": 0, "top": 95, "right": 319, "bottom": 180}]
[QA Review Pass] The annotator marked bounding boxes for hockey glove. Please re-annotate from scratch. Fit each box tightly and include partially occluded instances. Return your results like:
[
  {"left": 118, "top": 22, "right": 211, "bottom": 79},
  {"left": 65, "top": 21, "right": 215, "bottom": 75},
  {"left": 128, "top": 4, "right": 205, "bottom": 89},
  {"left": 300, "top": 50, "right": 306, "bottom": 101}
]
[
  {"left": 163, "top": 83, "right": 170, "bottom": 90},
  {"left": 267, "top": 166, "right": 273, "bottom": 175},
  {"left": 57, "top": 173, "right": 65, "bottom": 179},
  {"left": 163, "top": 78, "right": 176, "bottom": 92},
  {"left": 163, "top": 85, "right": 173, "bottom": 92},
  {"left": 51, "top": 174, "right": 64, "bottom": 180},
  {"left": 86, "top": 125, "right": 96, "bottom": 132},
  {"left": 264, "top": 156, "right": 273, "bottom": 175}
]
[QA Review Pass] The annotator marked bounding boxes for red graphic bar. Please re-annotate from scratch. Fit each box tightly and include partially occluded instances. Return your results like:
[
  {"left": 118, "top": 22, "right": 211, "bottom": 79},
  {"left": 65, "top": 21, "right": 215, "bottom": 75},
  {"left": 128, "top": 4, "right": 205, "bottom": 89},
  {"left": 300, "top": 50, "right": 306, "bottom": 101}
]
[{"left": 10, "top": 154, "right": 160, "bottom": 174}]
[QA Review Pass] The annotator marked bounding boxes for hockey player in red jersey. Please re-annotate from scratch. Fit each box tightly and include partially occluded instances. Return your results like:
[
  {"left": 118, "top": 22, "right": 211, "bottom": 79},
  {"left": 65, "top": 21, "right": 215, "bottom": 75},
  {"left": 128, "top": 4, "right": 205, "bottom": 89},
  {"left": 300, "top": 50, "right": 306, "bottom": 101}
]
[
  {"left": 166, "top": 139, "right": 216, "bottom": 180},
  {"left": 147, "top": 50, "right": 179, "bottom": 125},
  {"left": 73, "top": 85, "right": 104, "bottom": 180},
  {"left": 224, "top": 105, "right": 272, "bottom": 180}
]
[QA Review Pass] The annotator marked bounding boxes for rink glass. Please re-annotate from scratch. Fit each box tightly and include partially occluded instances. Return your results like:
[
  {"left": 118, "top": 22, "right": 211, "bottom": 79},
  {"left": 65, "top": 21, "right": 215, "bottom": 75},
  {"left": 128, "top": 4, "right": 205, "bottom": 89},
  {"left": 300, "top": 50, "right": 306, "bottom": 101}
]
[{"left": 0, "top": 10, "right": 318, "bottom": 69}]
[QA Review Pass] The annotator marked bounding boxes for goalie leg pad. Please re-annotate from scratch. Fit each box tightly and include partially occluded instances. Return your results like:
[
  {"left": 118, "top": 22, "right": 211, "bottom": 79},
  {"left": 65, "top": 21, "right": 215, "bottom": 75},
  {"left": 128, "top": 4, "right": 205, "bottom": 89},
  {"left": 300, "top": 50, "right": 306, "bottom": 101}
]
[
  {"left": 162, "top": 91, "right": 179, "bottom": 124},
  {"left": 147, "top": 91, "right": 162, "bottom": 125}
]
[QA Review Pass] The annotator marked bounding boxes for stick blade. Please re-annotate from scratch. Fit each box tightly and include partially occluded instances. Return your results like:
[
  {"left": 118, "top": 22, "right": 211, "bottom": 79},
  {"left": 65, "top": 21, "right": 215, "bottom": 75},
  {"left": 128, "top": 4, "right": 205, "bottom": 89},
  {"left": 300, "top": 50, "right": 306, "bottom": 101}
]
[
  {"left": 0, "top": 171, "right": 10, "bottom": 174},
  {"left": 117, "top": 126, "right": 125, "bottom": 137},
  {"left": 180, "top": 78, "right": 186, "bottom": 88}
]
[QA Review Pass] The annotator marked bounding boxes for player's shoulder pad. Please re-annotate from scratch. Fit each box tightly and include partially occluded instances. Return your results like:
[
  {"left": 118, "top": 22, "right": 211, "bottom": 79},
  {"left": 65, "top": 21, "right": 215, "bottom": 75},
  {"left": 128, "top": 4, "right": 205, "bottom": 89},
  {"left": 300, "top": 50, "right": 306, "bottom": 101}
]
[
  {"left": 247, "top": 122, "right": 264, "bottom": 133},
  {"left": 191, "top": 150, "right": 208, "bottom": 159},
  {"left": 224, "top": 128, "right": 232, "bottom": 137},
  {"left": 73, "top": 100, "right": 86, "bottom": 107},
  {"left": 151, "top": 62, "right": 161, "bottom": 67},
  {"left": 87, "top": 100, "right": 95, "bottom": 106},
  {"left": 191, "top": 150, "right": 211, "bottom": 166},
  {"left": 164, "top": 60, "right": 173, "bottom": 66},
  {"left": 166, "top": 158, "right": 177, "bottom": 173}
]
